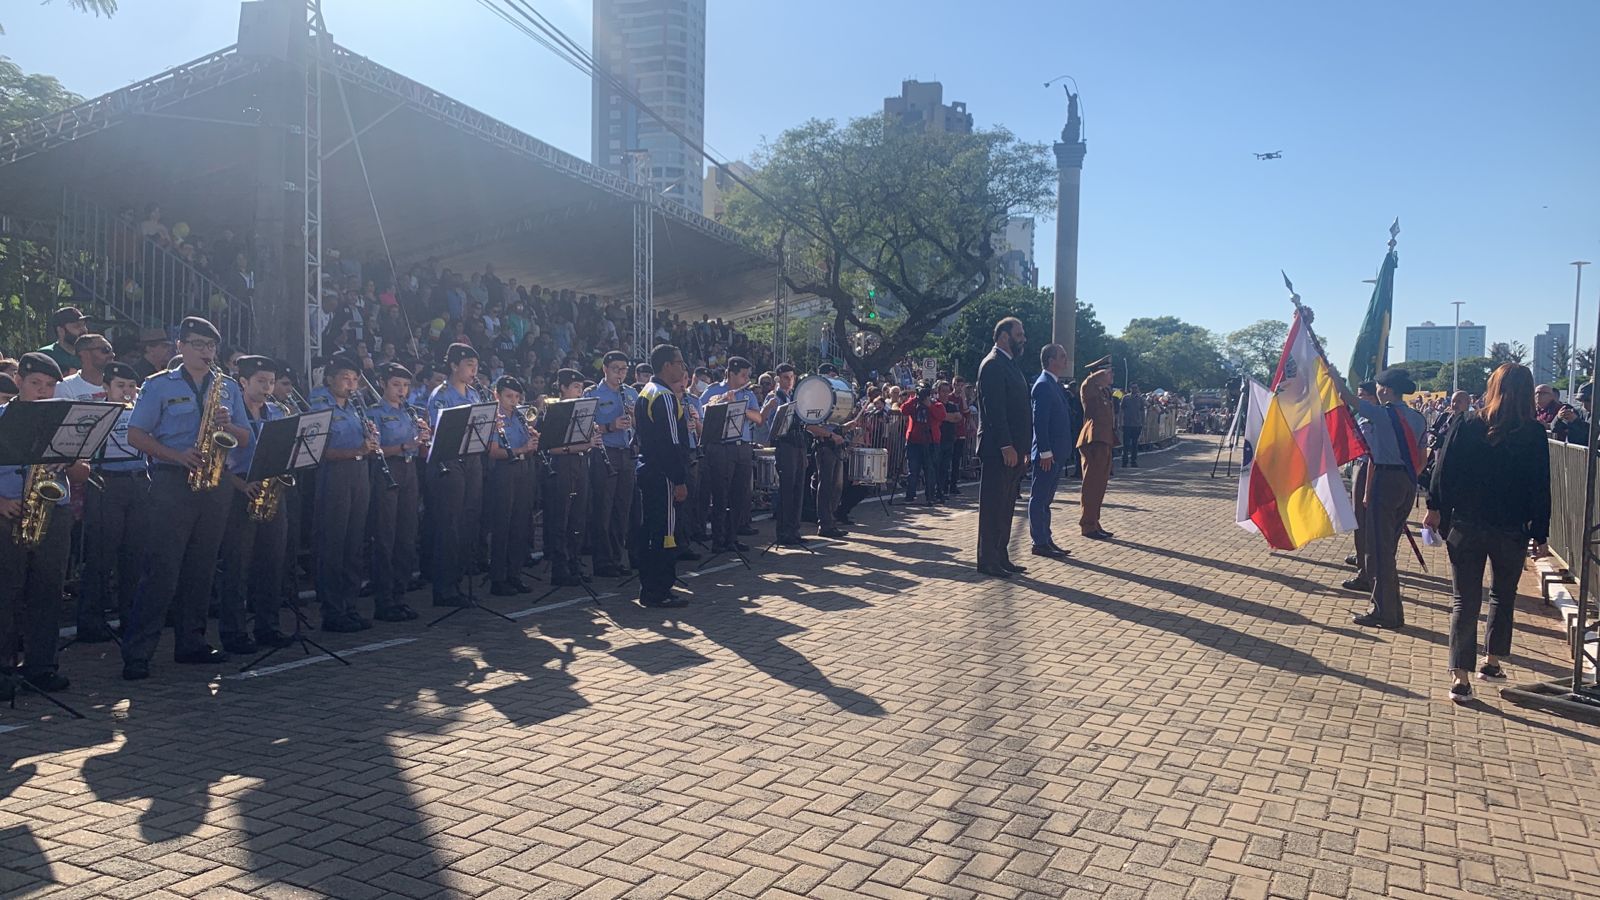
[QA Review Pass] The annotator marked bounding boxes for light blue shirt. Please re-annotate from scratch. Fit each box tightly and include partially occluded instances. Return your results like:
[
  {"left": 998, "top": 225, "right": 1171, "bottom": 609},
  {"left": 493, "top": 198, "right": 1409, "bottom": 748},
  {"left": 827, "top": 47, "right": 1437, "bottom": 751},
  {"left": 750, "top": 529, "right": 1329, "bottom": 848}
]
[
  {"left": 1356, "top": 398, "right": 1427, "bottom": 469},
  {"left": 705, "top": 381, "right": 759, "bottom": 442},
  {"left": 427, "top": 382, "right": 478, "bottom": 431},
  {"left": 681, "top": 389, "right": 703, "bottom": 449},
  {"left": 129, "top": 366, "right": 246, "bottom": 457},
  {"left": 0, "top": 402, "right": 71, "bottom": 505},
  {"left": 374, "top": 399, "right": 421, "bottom": 461},
  {"left": 308, "top": 386, "right": 366, "bottom": 452},
  {"left": 495, "top": 407, "right": 531, "bottom": 456},
  {"left": 228, "top": 400, "right": 287, "bottom": 476},
  {"left": 587, "top": 381, "right": 635, "bottom": 449}
]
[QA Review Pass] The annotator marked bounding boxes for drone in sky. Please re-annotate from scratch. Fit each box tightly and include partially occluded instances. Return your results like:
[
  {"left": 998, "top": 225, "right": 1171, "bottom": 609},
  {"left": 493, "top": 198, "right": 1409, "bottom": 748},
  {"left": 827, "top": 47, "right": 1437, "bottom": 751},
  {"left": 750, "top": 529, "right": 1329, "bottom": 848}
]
[{"left": 1254, "top": 151, "right": 1283, "bottom": 160}]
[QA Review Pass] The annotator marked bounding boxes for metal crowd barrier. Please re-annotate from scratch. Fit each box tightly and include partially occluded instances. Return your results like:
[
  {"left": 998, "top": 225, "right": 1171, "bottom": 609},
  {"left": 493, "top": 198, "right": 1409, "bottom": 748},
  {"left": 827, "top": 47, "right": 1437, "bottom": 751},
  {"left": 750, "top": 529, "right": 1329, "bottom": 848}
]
[{"left": 1548, "top": 439, "right": 1592, "bottom": 599}]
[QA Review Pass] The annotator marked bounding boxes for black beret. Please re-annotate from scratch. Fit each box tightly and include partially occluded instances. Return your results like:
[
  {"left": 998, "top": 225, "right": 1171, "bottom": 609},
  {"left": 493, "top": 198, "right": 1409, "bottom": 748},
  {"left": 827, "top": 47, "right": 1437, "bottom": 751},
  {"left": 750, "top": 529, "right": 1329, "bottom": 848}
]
[
  {"left": 17, "top": 352, "right": 62, "bottom": 381},
  {"left": 495, "top": 375, "right": 526, "bottom": 395},
  {"left": 177, "top": 316, "right": 221, "bottom": 342},
  {"left": 324, "top": 355, "right": 360, "bottom": 376},
  {"left": 1375, "top": 368, "right": 1416, "bottom": 396},
  {"left": 235, "top": 355, "right": 280, "bottom": 379},
  {"left": 602, "top": 351, "right": 630, "bottom": 367},
  {"left": 444, "top": 343, "right": 479, "bottom": 366},
  {"left": 103, "top": 361, "right": 140, "bottom": 383},
  {"left": 727, "top": 356, "right": 752, "bottom": 372},
  {"left": 378, "top": 362, "right": 414, "bottom": 382},
  {"left": 557, "top": 368, "right": 584, "bottom": 387}
]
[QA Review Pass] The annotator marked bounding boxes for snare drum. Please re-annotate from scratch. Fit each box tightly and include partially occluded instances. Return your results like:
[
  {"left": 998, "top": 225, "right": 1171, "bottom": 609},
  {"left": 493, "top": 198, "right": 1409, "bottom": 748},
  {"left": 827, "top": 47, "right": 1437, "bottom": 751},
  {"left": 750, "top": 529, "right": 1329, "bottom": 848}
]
[
  {"left": 847, "top": 447, "right": 889, "bottom": 485},
  {"left": 753, "top": 448, "right": 779, "bottom": 490},
  {"left": 793, "top": 375, "right": 855, "bottom": 426}
]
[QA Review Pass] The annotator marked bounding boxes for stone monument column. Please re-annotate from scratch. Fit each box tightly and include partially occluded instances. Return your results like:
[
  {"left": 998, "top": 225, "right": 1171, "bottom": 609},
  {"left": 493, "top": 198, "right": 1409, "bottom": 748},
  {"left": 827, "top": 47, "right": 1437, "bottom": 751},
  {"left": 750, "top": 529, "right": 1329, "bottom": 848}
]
[{"left": 1053, "top": 91, "right": 1087, "bottom": 371}]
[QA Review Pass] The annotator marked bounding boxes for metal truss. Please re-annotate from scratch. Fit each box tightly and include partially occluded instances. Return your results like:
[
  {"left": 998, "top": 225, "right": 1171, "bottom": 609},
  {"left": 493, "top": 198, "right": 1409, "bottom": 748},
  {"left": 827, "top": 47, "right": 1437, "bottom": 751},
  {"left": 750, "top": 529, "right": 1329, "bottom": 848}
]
[
  {"left": 773, "top": 256, "right": 788, "bottom": 364},
  {"left": 303, "top": 1, "right": 325, "bottom": 377},
  {"left": 630, "top": 152, "right": 654, "bottom": 362},
  {"left": 0, "top": 46, "right": 262, "bottom": 168}
]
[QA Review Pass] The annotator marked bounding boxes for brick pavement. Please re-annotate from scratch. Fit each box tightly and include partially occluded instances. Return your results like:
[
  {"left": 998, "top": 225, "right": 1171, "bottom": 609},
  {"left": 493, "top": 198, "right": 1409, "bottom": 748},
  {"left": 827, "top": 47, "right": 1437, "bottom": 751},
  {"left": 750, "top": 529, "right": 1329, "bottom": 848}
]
[{"left": 3, "top": 435, "right": 1598, "bottom": 899}]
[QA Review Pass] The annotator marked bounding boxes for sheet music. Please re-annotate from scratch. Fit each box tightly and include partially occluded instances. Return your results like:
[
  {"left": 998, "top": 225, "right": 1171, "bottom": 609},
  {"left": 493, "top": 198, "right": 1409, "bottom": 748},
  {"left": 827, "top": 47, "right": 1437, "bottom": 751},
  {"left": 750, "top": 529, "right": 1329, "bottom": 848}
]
[
  {"left": 566, "top": 396, "right": 598, "bottom": 446},
  {"left": 462, "top": 403, "right": 498, "bottom": 456},
  {"left": 290, "top": 409, "right": 333, "bottom": 470},
  {"left": 720, "top": 399, "right": 748, "bottom": 442},
  {"left": 100, "top": 407, "right": 140, "bottom": 462},
  {"left": 46, "top": 401, "right": 121, "bottom": 462}
]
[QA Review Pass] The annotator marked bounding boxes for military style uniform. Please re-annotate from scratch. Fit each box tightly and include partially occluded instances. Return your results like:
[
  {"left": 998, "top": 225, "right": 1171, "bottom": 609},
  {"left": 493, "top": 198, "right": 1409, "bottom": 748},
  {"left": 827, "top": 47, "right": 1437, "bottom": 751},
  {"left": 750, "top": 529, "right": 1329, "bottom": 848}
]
[
  {"left": 78, "top": 402, "right": 146, "bottom": 636},
  {"left": 635, "top": 378, "right": 689, "bottom": 604},
  {"left": 426, "top": 382, "right": 484, "bottom": 605},
  {"left": 370, "top": 399, "right": 422, "bottom": 616},
  {"left": 309, "top": 386, "right": 374, "bottom": 628},
  {"left": 586, "top": 381, "right": 637, "bottom": 575},
  {"left": 486, "top": 408, "right": 537, "bottom": 587},
  {"left": 0, "top": 411, "right": 72, "bottom": 682},
  {"left": 702, "top": 381, "right": 758, "bottom": 549},
  {"left": 218, "top": 399, "right": 290, "bottom": 647},
  {"left": 122, "top": 365, "right": 246, "bottom": 666}
]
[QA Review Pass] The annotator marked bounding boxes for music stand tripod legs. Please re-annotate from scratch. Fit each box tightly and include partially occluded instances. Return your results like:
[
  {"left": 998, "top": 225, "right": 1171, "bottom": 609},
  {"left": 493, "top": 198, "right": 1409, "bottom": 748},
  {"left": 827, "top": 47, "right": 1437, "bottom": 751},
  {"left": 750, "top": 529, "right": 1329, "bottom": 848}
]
[
  {"left": 242, "top": 602, "right": 350, "bottom": 671},
  {"left": 5, "top": 669, "right": 85, "bottom": 719}
]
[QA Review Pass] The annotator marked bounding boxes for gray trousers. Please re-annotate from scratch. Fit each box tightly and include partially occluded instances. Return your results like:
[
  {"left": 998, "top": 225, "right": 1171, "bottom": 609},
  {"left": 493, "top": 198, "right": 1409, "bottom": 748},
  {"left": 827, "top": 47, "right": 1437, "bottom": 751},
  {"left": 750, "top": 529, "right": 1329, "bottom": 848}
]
[
  {"left": 79, "top": 471, "right": 146, "bottom": 628},
  {"left": 486, "top": 458, "right": 536, "bottom": 583},
  {"left": 544, "top": 453, "right": 590, "bottom": 577},
  {"left": 315, "top": 459, "right": 371, "bottom": 620},
  {"left": 815, "top": 442, "right": 844, "bottom": 532},
  {"left": 705, "top": 442, "right": 752, "bottom": 547},
  {"left": 0, "top": 510, "right": 70, "bottom": 675},
  {"left": 219, "top": 484, "right": 288, "bottom": 638},
  {"left": 775, "top": 443, "right": 806, "bottom": 540},
  {"left": 369, "top": 458, "right": 420, "bottom": 606},
  {"left": 589, "top": 446, "right": 635, "bottom": 569},
  {"left": 1364, "top": 464, "right": 1416, "bottom": 625},
  {"left": 123, "top": 468, "right": 234, "bottom": 663}
]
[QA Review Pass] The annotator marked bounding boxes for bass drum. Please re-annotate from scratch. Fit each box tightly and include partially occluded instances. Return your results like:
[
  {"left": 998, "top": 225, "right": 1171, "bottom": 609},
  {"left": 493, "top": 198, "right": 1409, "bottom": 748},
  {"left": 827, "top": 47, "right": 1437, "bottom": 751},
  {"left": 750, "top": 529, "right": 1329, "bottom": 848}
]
[{"left": 793, "top": 375, "right": 855, "bottom": 426}]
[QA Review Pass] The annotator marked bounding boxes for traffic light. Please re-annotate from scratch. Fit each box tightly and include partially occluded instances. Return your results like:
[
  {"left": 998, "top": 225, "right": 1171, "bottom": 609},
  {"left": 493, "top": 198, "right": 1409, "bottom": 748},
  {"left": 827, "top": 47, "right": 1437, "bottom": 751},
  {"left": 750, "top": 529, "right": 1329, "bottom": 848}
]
[
  {"left": 867, "top": 286, "right": 876, "bottom": 299},
  {"left": 866, "top": 311, "right": 878, "bottom": 320}
]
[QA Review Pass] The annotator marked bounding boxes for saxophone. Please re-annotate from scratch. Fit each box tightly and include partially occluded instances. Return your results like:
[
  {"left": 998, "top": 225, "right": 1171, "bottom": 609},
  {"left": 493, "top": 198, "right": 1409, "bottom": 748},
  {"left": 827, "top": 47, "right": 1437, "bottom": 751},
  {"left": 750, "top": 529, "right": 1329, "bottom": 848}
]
[
  {"left": 190, "top": 365, "right": 239, "bottom": 492},
  {"left": 247, "top": 401, "right": 297, "bottom": 522},
  {"left": 16, "top": 465, "right": 67, "bottom": 550}
]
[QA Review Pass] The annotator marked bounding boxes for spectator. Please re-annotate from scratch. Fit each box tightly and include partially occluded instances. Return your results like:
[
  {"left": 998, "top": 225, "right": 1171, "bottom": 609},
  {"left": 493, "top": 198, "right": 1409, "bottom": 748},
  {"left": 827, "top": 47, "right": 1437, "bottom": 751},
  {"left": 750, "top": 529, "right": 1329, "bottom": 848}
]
[
  {"left": 36, "top": 306, "right": 90, "bottom": 376},
  {"left": 900, "top": 381, "right": 945, "bottom": 506},
  {"left": 1425, "top": 363, "right": 1550, "bottom": 703},
  {"left": 1534, "top": 383, "right": 1562, "bottom": 424},
  {"left": 1553, "top": 382, "right": 1592, "bottom": 446},
  {"left": 1120, "top": 383, "right": 1145, "bottom": 468}
]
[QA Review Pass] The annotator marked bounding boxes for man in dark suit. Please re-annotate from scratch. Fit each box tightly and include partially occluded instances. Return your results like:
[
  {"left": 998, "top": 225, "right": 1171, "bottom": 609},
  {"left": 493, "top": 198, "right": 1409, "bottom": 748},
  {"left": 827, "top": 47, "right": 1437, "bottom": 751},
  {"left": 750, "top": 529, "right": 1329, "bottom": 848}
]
[
  {"left": 1028, "top": 344, "right": 1074, "bottom": 558},
  {"left": 974, "top": 317, "right": 1032, "bottom": 577}
]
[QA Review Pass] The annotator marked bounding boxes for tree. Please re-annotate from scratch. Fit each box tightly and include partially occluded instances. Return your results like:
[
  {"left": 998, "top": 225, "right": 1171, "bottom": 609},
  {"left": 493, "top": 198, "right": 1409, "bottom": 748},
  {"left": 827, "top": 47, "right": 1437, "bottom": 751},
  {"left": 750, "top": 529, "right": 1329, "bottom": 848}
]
[
  {"left": 0, "top": 55, "right": 85, "bottom": 133},
  {"left": 1118, "top": 316, "right": 1227, "bottom": 396},
  {"left": 1, "top": 1, "right": 116, "bottom": 37},
  {"left": 1489, "top": 341, "right": 1528, "bottom": 366},
  {"left": 1224, "top": 319, "right": 1289, "bottom": 383},
  {"left": 1577, "top": 346, "right": 1596, "bottom": 379},
  {"left": 932, "top": 287, "right": 1119, "bottom": 385},
  {"left": 724, "top": 115, "right": 1055, "bottom": 380}
]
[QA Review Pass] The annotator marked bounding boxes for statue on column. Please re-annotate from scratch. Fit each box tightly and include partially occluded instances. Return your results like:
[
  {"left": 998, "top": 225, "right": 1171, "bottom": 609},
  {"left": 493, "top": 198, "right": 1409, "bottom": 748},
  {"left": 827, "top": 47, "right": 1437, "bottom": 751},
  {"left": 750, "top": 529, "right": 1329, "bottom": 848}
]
[{"left": 1061, "top": 88, "right": 1082, "bottom": 144}]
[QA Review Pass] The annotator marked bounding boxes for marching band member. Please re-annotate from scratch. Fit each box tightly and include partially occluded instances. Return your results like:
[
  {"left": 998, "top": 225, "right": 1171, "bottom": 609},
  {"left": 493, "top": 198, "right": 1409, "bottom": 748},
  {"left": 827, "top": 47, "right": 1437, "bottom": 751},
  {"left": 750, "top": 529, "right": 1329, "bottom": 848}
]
[
  {"left": 543, "top": 369, "right": 594, "bottom": 587},
  {"left": 217, "top": 356, "right": 296, "bottom": 652},
  {"left": 309, "top": 355, "right": 378, "bottom": 633},
  {"left": 671, "top": 365, "right": 703, "bottom": 558},
  {"left": 586, "top": 351, "right": 636, "bottom": 578},
  {"left": 486, "top": 375, "right": 539, "bottom": 595},
  {"left": 766, "top": 363, "right": 808, "bottom": 546},
  {"left": 122, "top": 316, "right": 250, "bottom": 680},
  {"left": 369, "top": 363, "right": 427, "bottom": 620},
  {"left": 426, "top": 343, "right": 484, "bottom": 608},
  {"left": 75, "top": 361, "right": 144, "bottom": 643},
  {"left": 0, "top": 353, "right": 75, "bottom": 697},
  {"left": 635, "top": 345, "right": 690, "bottom": 608},
  {"left": 703, "top": 357, "right": 762, "bottom": 553},
  {"left": 810, "top": 364, "right": 849, "bottom": 540}
]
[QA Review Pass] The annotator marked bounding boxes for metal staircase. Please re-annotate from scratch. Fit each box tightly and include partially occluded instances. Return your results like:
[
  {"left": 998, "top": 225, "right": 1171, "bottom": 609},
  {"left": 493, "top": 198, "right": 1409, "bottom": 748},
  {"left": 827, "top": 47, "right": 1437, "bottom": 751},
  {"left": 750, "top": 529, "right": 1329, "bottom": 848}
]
[{"left": 53, "top": 189, "right": 250, "bottom": 346}]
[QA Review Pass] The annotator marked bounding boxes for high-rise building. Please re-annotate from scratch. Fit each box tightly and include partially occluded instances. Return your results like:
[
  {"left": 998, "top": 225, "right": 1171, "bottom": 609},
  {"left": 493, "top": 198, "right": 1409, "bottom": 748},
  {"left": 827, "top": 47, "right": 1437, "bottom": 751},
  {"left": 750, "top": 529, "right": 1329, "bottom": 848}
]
[
  {"left": 995, "top": 216, "right": 1038, "bottom": 289},
  {"left": 1533, "top": 322, "right": 1572, "bottom": 386},
  {"left": 702, "top": 160, "right": 754, "bottom": 222},
  {"left": 591, "top": 0, "right": 706, "bottom": 211},
  {"left": 883, "top": 80, "right": 973, "bottom": 134},
  {"left": 1404, "top": 320, "right": 1486, "bottom": 363}
]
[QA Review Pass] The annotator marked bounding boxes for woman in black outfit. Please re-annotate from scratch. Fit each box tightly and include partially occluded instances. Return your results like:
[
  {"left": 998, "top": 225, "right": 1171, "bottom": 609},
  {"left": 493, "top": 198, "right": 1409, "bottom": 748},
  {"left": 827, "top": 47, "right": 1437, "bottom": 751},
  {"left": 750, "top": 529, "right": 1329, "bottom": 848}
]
[{"left": 1423, "top": 363, "right": 1550, "bottom": 703}]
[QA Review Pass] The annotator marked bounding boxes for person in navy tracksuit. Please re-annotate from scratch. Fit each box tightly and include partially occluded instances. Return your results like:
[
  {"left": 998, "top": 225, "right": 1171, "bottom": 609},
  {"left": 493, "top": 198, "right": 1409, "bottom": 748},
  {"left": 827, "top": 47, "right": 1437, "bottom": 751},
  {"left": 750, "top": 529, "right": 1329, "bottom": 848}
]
[{"left": 1028, "top": 343, "right": 1075, "bottom": 558}]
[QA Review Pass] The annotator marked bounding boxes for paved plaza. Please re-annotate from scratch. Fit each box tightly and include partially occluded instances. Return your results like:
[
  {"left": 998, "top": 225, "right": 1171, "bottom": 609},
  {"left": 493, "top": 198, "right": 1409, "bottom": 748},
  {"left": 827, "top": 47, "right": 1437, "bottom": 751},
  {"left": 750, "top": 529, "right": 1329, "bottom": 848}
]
[{"left": 2, "top": 436, "right": 1597, "bottom": 899}]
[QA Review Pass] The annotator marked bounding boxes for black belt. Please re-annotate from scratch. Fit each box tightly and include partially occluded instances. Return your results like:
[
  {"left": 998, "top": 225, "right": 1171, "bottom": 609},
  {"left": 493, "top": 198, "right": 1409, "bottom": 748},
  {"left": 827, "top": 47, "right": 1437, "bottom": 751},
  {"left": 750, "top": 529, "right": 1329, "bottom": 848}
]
[{"left": 99, "top": 470, "right": 147, "bottom": 480}]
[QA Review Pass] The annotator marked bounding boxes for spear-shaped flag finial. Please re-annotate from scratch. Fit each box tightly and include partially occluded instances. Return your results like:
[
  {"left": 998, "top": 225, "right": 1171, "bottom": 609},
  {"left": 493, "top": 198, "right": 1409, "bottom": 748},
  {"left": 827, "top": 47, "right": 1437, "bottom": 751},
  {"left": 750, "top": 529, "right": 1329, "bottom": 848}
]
[
  {"left": 1388, "top": 217, "right": 1401, "bottom": 251},
  {"left": 1282, "top": 270, "right": 1301, "bottom": 306}
]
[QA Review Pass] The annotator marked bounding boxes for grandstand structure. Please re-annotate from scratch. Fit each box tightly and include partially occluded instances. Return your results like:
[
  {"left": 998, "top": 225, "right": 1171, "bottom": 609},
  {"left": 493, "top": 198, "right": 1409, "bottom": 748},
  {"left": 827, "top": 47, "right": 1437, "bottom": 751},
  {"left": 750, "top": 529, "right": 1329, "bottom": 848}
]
[{"left": 0, "top": 0, "right": 799, "bottom": 371}]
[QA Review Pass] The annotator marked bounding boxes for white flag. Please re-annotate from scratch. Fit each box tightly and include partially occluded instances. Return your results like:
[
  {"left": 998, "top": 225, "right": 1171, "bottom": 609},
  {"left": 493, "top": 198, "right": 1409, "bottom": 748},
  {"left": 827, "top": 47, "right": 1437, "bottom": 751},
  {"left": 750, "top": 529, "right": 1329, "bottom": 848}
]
[{"left": 1235, "top": 379, "right": 1271, "bottom": 533}]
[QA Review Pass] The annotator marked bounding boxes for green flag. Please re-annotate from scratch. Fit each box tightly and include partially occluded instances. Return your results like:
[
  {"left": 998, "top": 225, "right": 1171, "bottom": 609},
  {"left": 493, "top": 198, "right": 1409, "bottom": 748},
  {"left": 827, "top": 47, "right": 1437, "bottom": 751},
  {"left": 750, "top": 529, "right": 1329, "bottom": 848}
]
[{"left": 1348, "top": 247, "right": 1398, "bottom": 389}]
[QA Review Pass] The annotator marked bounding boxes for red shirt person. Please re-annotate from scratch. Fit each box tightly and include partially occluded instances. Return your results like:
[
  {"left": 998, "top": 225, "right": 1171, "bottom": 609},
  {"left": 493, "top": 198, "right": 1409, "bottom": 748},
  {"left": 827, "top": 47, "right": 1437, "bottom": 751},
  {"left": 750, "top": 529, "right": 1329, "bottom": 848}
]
[{"left": 900, "top": 388, "right": 946, "bottom": 504}]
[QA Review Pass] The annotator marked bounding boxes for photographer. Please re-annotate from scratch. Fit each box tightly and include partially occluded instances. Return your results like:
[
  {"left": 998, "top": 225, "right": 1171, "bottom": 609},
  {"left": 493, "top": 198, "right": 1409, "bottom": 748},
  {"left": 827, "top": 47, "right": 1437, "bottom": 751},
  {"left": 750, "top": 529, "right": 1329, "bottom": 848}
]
[
  {"left": 900, "top": 381, "right": 945, "bottom": 506},
  {"left": 1552, "top": 382, "right": 1592, "bottom": 446}
]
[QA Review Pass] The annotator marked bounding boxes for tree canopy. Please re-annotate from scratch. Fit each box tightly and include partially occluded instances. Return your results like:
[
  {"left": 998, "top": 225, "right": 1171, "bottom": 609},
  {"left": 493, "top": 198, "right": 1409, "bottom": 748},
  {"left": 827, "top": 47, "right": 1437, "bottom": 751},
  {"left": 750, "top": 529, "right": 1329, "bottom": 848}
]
[
  {"left": 724, "top": 114, "right": 1055, "bottom": 378},
  {"left": 1223, "top": 319, "right": 1288, "bottom": 383},
  {"left": 1, "top": 1, "right": 116, "bottom": 38},
  {"left": 0, "top": 55, "right": 83, "bottom": 134}
]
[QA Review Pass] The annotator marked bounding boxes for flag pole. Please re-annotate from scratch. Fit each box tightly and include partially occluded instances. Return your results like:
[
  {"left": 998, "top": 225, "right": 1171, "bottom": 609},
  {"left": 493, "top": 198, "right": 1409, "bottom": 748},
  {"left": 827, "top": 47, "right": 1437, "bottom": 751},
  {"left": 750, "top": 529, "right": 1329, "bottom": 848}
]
[{"left": 1282, "top": 271, "right": 1426, "bottom": 571}]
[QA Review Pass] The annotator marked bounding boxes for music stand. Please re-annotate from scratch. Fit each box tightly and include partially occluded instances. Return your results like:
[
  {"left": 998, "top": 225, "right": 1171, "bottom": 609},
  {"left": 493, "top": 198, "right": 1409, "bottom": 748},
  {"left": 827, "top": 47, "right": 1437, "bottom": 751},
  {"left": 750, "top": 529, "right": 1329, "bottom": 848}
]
[
  {"left": 0, "top": 399, "right": 121, "bottom": 719},
  {"left": 533, "top": 397, "right": 606, "bottom": 605},
  {"left": 427, "top": 403, "right": 508, "bottom": 626},
  {"left": 693, "top": 400, "right": 753, "bottom": 571},
  {"left": 241, "top": 411, "right": 345, "bottom": 673}
]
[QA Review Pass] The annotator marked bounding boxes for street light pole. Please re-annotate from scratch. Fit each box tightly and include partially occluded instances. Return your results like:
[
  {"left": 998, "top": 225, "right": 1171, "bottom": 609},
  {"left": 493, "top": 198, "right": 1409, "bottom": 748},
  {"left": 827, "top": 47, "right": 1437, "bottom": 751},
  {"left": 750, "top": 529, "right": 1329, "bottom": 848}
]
[
  {"left": 1573, "top": 261, "right": 1591, "bottom": 398},
  {"left": 1451, "top": 300, "right": 1465, "bottom": 394}
]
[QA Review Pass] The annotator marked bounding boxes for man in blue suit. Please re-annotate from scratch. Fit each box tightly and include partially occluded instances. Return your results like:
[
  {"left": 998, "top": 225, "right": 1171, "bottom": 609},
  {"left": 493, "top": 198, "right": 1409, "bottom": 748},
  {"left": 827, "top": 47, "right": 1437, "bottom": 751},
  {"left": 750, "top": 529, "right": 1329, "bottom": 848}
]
[{"left": 1028, "top": 343, "right": 1074, "bottom": 558}]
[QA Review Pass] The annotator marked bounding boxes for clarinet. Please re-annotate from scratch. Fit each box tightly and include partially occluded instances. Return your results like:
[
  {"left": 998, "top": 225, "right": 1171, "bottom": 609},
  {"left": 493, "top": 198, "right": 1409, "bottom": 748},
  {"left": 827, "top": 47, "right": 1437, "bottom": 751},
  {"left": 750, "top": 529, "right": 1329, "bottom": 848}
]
[{"left": 354, "top": 393, "right": 399, "bottom": 491}]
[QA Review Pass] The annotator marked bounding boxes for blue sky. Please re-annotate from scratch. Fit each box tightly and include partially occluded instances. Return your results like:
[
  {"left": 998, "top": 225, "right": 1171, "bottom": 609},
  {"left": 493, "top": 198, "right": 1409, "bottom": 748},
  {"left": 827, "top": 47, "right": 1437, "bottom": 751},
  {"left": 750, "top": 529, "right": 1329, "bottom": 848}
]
[{"left": 4, "top": 0, "right": 1597, "bottom": 365}]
